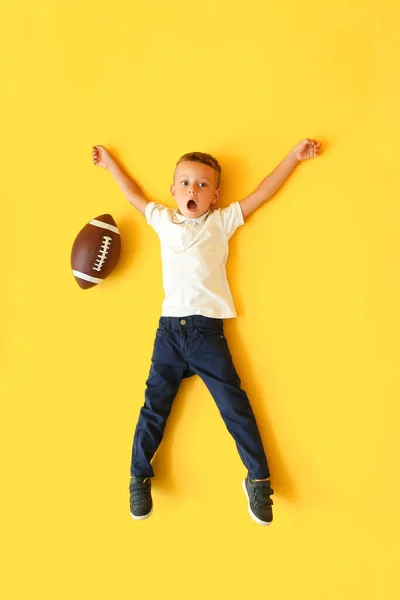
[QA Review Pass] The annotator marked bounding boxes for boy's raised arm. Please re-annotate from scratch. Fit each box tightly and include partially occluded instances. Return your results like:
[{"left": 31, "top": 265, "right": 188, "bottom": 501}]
[
  {"left": 92, "top": 145, "right": 149, "bottom": 216},
  {"left": 239, "top": 139, "right": 321, "bottom": 219}
]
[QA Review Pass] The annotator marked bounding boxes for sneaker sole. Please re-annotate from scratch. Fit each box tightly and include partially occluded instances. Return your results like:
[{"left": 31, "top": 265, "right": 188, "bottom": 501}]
[
  {"left": 242, "top": 479, "right": 272, "bottom": 526},
  {"left": 130, "top": 507, "right": 153, "bottom": 521}
]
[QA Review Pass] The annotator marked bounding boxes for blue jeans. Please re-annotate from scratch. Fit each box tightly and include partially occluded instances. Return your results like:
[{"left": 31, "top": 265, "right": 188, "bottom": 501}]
[{"left": 130, "top": 315, "right": 270, "bottom": 480}]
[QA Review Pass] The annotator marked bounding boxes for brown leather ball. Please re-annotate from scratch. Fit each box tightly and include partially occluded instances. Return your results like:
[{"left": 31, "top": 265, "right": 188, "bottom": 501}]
[{"left": 71, "top": 214, "right": 121, "bottom": 289}]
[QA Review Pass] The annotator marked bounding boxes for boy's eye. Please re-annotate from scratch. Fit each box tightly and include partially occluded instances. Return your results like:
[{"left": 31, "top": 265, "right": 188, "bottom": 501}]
[{"left": 179, "top": 180, "right": 207, "bottom": 187}]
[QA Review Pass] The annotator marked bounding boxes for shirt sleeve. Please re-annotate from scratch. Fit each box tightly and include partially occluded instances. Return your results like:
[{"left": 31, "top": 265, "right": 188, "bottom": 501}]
[
  {"left": 145, "top": 202, "right": 168, "bottom": 234},
  {"left": 219, "top": 202, "right": 245, "bottom": 240}
]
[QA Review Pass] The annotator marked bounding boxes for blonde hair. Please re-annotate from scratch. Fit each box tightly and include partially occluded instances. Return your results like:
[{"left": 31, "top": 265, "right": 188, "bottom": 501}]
[{"left": 175, "top": 152, "right": 221, "bottom": 188}]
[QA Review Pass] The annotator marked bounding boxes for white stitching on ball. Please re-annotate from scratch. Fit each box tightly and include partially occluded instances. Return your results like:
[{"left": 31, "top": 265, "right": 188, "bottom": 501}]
[{"left": 92, "top": 235, "right": 112, "bottom": 272}]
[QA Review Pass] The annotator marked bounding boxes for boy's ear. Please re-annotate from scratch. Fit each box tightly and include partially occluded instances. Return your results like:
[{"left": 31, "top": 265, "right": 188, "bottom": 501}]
[
  {"left": 211, "top": 189, "right": 221, "bottom": 204},
  {"left": 170, "top": 183, "right": 175, "bottom": 197}
]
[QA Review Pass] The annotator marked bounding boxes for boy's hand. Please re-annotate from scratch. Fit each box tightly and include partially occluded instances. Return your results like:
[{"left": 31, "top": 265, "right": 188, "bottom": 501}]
[
  {"left": 91, "top": 144, "right": 149, "bottom": 215},
  {"left": 92, "top": 145, "right": 113, "bottom": 169},
  {"left": 292, "top": 139, "right": 321, "bottom": 162},
  {"left": 240, "top": 138, "right": 322, "bottom": 218}
]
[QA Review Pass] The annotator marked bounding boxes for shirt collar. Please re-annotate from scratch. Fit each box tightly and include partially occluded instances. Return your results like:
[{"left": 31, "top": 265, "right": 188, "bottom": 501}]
[{"left": 172, "top": 207, "right": 210, "bottom": 225}]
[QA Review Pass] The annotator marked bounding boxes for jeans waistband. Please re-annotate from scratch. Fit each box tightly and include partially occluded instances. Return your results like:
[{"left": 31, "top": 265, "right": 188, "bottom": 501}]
[{"left": 159, "top": 315, "right": 223, "bottom": 331}]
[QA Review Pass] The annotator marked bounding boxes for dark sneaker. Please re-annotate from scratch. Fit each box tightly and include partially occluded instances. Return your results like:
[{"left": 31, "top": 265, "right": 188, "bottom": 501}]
[
  {"left": 243, "top": 476, "right": 274, "bottom": 526},
  {"left": 129, "top": 477, "right": 153, "bottom": 520}
]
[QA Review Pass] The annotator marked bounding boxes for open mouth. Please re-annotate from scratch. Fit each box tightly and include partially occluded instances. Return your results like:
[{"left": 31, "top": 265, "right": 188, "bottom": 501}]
[{"left": 187, "top": 199, "right": 197, "bottom": 211}]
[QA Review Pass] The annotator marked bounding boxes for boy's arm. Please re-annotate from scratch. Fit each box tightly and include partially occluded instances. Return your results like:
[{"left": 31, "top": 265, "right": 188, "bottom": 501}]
[
  {"left": 92, "top": 145, "right": 149, "bottom": 216},
  {"left": 239, "top": 139, "right": 321, "bottom": 219}
]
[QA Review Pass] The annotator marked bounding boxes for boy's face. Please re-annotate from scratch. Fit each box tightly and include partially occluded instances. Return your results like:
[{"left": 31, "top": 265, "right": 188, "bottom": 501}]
[{"left": 170, "top": 161, "right": 220, "bottom": 219}]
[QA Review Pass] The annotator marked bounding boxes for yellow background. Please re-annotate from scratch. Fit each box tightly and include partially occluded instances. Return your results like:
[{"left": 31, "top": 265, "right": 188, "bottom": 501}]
[{"left": 1, "top": 1, "right": 399, "bottom": 598}]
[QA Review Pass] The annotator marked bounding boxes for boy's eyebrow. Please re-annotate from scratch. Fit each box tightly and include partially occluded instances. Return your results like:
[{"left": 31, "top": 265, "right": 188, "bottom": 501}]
[{"left": 178, "top": 174, "right": 211, "bottom": 181}]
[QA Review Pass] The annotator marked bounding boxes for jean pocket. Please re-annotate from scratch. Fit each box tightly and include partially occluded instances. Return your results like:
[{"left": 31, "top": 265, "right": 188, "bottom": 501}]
[
  {"left": 154, "top": 326, "right": 169, "bottom": 348},
  {"left": 196, "top": 323, "right": 224, "bottom": 337},
  {"left": 195, "top": 326, "right": 227, "bottom": 355}
]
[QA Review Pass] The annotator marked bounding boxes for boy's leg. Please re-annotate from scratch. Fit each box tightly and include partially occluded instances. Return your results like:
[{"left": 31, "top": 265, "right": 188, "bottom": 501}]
[
  {"left": 188, "top": 319, "right": 270, "bottom": 480},
  {"left": 130, "top": 320, "right": 189, "bottom": 478}
]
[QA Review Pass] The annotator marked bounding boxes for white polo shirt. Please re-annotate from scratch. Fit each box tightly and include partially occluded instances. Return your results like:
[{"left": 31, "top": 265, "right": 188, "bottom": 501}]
[{"left": 145, "top": 201, "right": 245, "bottom": 318}]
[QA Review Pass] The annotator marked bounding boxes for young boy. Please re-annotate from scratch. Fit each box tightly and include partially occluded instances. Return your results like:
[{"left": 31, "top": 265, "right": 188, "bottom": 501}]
[{"left": 92, "top": 139, "right": 321, "bottom": 525}]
